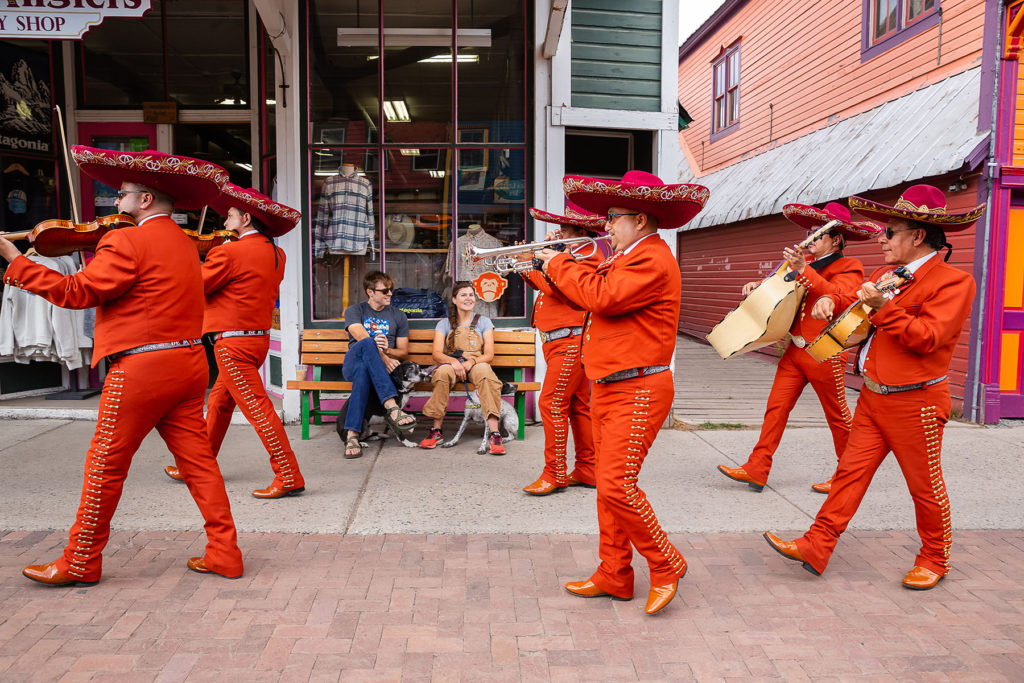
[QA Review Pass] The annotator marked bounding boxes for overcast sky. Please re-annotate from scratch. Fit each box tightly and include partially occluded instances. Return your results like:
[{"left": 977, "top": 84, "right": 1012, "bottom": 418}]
[{"left": 678, "top": 0, "right": 727, "bottom": 45}]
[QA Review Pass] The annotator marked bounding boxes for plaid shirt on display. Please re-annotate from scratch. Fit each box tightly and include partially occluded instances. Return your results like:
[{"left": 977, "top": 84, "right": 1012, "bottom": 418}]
[{"left": 314, "top": 174, "right": 376, "bottom": 256}]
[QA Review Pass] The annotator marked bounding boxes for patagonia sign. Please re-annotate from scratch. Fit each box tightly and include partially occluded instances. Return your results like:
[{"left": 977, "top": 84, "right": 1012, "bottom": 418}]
[{"left": 0, "top": 1, "right": 151, "bottom": 40}]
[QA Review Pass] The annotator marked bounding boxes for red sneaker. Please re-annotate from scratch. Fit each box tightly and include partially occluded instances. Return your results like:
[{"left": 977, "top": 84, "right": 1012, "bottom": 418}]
[
  {"left": 489, "top": 431, "right": 506, "bottom": 455},
  {"left": 419, "top": 428, "right": 443, "bottom": 449}
]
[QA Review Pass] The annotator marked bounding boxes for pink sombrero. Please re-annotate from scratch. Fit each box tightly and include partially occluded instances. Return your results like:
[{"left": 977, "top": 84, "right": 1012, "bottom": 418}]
[
  {"left": 529, "top": 200, "right": 605, "bottom": 234},
  {"left": 212, "top": 183, "right": 301, "bottom": 238},
  {"left": 562, "top": 170, "right": 709, "bottom": 231},
  {"left": 848, "top": 184, "right": 985, "bottom": 232},
  {"left": 71, "top": 145, "right": 229, "bottom": 210},
  {"left": 782, "top": 201, "right": 881, "bottom": 241}
]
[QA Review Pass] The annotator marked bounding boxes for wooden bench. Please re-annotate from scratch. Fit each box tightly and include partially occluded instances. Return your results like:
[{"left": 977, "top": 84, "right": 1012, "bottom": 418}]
[{"left": 286, "top": 328, "right": 541, "bottom": 440}]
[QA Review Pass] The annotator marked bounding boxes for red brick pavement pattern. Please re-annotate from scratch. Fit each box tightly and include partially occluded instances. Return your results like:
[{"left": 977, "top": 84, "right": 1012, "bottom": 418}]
[{"left": 1, "top": 530, "right": 1022, "bottom": 681}]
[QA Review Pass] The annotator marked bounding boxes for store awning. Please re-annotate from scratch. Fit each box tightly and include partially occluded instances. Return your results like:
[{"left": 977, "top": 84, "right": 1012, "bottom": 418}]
[{"left": 678, "top": 67, "right": 988, "bottom": 231}]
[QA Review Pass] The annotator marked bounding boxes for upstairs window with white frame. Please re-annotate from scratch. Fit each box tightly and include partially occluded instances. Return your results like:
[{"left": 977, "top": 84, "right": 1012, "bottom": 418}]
[
  {"left": 863, "top": 0, "right": 939, "bottom": 61},
  {"left": 711, "top": 43, "right": 740, "bottom": 140}
]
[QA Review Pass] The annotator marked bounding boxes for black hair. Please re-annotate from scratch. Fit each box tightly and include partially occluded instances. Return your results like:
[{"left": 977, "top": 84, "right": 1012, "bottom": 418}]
[{"left": 911, "top": 220, "right": 952, "bottom": 262}]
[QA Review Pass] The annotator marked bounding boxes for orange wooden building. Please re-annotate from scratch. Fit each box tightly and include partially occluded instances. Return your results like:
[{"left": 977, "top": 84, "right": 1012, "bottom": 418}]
[{"left": 674, "top": 0, "right": 1024, "bottom": 422}]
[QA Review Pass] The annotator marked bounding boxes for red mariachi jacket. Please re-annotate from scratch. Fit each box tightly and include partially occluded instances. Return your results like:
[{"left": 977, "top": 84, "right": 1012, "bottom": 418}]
[
  {"left": 842, "top": 256, "right": 975, "bottom": 386},
  {"left": 2, "top": 215, "right": 204, "bottom": 365},
  {"left": 545, "top": 234, "right": 680, "bottom": 380},
  {"left": 202, "top": 232, "right": 285, "bottom": 334},
  {"left": 789, "top": 255, "right": 864, "bottom": 341},
  {"left": 522, "top": 248, "right": 598, "bottom": 332}
]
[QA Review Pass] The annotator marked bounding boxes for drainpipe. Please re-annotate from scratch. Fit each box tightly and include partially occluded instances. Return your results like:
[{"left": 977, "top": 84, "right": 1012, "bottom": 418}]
[{"left": 970, "top": 0, "right": 1004, "bottom": 423}]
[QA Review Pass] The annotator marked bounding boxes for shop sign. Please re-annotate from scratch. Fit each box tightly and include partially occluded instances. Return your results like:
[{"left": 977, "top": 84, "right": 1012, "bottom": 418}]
[
  {"left": 0, "top": 41, "right": 51, "bottom": 155},
  {"left": 0, "top": 1, "right": 151, "bottom": 41}
]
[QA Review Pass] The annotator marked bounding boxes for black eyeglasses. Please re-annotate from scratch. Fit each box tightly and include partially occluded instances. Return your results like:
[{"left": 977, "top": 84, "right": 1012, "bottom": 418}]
[
  {"left": 115, "top": 189, "right": 147, "bottom": 199},
  {"left": 371, "top": 287, "right": 393, "bottom": 294},
  {"left": 806, "top": 231, "right": 832, "bottom": 243},
  {"left": 884, "top": 227, "right": 916, "bottom": 239},
  {"left": 606, "top": 212, "right": 639, "bottom": 223}
]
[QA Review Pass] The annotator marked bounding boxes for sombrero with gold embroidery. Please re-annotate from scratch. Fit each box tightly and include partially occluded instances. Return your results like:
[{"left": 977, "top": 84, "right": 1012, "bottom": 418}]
[
  {"left": 212, "top": 183, "right": 301, "bottom": 238},
  {"left": 563, "top": 170, "right": 709, "bottom": 231},
  {"left": 529, "top": 200, "right": 605, "bottom": 234},
  {"left": 71, "top": 145, "right": 229, "bottom": 210},
  {"left": 848, "top": 184, "right": 984, "bottom": 232},
  {"left": 782, "top": 201, "right": 881, "bottom": 241}
]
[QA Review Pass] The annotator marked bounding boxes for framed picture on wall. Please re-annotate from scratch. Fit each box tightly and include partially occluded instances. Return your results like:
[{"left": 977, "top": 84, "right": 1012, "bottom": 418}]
[
  {"left": 411, "top": 149, "right": 443, "bottom": 172},
  {"left": 364, "top": 128, "right": 391, "bottom": 173},
  {"left": 457, "top": 127, "right": 488, "bottom": 172}
]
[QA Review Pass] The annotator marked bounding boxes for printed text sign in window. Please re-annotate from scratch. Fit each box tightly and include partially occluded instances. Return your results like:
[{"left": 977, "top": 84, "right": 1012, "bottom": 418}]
[{"left": 712, "top": 44, "right": 740, "bottom": 137}]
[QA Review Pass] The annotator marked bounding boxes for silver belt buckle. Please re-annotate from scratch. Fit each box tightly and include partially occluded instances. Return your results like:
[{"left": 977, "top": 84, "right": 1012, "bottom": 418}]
[
  {"left": 862, "top": 377, "right": 886, "bottom": 394},
  {"left": 790, "top": 335, "right": 807, "bottom": 348}
]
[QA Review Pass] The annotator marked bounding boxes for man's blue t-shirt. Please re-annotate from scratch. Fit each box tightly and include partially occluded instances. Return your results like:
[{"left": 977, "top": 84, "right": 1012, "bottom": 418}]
[{"left": 344, "top": 302, "right": 409, "bottom": 348}]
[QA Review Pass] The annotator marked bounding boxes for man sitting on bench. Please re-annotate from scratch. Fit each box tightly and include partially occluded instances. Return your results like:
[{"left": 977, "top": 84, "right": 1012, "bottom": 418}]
[{"left": 341, "top": 271, "right": 416, "bottom": 458}]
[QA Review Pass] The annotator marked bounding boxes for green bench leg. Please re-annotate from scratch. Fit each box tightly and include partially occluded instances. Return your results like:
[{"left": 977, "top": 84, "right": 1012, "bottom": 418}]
[
  {"left": 514, "top": 368, "right": 526, "bottom": 441},
  {"left": 301, "top": 390, "right": 311, "bottom": 440}
]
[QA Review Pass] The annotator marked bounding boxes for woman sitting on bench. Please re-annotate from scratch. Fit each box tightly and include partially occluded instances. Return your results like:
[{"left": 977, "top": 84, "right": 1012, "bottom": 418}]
[{"left": 419, "top": 282, "right": 507, "bottom": 454}]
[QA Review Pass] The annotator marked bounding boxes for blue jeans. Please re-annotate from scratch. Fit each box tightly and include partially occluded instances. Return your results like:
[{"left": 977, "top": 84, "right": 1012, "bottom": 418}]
[{"left": 342, "top": 337, "right": 398, "bottom": 433}]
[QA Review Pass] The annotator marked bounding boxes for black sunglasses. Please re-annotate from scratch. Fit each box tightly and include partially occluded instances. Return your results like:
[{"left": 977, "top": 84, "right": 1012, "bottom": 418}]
[
  {"left": 371, "top": 287, "right": 393, "bottom": 294},
  {"left": 884, "top": 227, "right": 916, "bottom": 239}
]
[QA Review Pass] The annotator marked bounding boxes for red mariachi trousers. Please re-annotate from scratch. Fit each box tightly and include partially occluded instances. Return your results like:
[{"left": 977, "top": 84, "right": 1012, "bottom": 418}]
[
  {"left": 206, "top": 336, "right": 304, "bottom": 490},
  {"left": 589, "top": 371, "right": 687, "bottom": 598},
  {"left": 58, "top": 346, "right": 243, "bottom": 581},
  {"left": 538, "top": 336, "right": 596, "bottom": 486},
  {"left": 742, "top": 343, "right": 852, "bottom": 484},
  {"left": 796, "top": 382, "right": 952, "bottom": 576}
]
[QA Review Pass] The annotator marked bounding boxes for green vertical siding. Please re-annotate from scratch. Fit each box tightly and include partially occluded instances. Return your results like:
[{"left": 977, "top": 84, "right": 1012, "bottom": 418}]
[{"left": 571, "top": 0, "right": 662, "bottom": 112}]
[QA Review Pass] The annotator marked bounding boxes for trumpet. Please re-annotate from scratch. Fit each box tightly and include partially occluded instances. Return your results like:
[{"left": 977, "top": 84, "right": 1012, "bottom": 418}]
[{"left": 465, "top": 235, "right": 612, "bottom": 275}]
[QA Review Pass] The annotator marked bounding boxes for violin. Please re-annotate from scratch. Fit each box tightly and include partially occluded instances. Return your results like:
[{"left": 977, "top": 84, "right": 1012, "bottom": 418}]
[
  {"left": 805, "top": 266, "right": 914, "bottom": 363},
  {"left": 182, "top": 228, "right": 238, "bottom": 257},
  {"left": 1, "top": 213, "right": 136, "bottom": 257}
]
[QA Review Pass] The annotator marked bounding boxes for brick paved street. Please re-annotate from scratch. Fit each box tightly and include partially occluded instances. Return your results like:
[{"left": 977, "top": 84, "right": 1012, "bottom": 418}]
[{"left": 2, "top": 528, "right": 1022, "bottom": 681}]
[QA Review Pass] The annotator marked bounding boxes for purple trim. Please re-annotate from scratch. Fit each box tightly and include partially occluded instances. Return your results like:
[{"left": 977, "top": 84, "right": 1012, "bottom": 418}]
[
  {"left": 709, "top": 45, "right": 741, "bottom": 142},
  {"left": 1000, "top": 392, "right": 1024, "bottom": 417},
  {"left": 1003, "top": 310, "right": 1024, "bottom": 330},
  {"left": 965, "top": 138, "right": 991, "bottom": 171},
  {"left": 679, "top": 0, "right": 751, "bottom": 62},
  {"left": 860, "top": 0, "right": 942, "bottom": 63},
  {"left": 978, "top": 0, "right": 1001, "bottom": 133}
]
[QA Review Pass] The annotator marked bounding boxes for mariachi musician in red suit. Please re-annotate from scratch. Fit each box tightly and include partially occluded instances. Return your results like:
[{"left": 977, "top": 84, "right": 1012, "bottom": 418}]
[
  {"left": 162, "top": 184, "right": 306, "bottom": 499},
  {"left": 764, "top": 184, "right": 982, "bottom": 590},
  {"left": 718, "top": 203, "right": 880, "bottom": 494},
  {"left": 533, "top": 171, "right": 709, "bottom": 615},
  {"left": 0, "top": 146, "right": 244, "bottom": 584},
  {"left": 518, "top": 202, "right": 605, "bottom": 496}
]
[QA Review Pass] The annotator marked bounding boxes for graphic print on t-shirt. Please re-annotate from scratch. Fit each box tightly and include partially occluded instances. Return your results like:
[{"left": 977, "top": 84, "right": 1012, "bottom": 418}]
[{"left": 363, "top": 316, "right": 391, "bottom": 338}]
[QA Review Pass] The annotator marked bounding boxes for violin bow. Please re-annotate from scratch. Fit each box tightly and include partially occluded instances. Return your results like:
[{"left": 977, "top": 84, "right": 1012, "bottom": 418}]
[
  {"left": 54, "top": 106, "right": 81, "bottom": 225},
  {"left": 197, "top": 205, "right": 208, "bottom": 235}
]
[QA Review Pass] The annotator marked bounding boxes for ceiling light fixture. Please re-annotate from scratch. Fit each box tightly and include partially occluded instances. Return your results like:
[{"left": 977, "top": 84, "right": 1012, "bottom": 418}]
[
  {"left": 418, "top": 53, "right": 479, "bottom": 64},
  {"left": 399, "top": 149, "right": 421, "bottom": 156},
  {"left": 383, "top": 100, "right": 410, "bottom": 122},
  {"left": 428, "top": 170, "right": 445, "bottom": 178},
  {"left": 338, "top": 28, "right": 491, "bottom": 48}
]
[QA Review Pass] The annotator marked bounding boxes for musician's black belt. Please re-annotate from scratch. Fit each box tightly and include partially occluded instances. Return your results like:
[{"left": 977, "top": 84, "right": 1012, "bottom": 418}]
[
  {"left": 596, "top": 365, "right": 670, "bottom": 384},
  {"left": 108, "top": 339, "right": 202, "bottom": 362},
  {"left": 862, "top": 375, "right": 947, "bottom": 395},
  {"left": 539, "top": 326, "right": 583, "bottom": 344},
  {"left": 209, "top": 329, "right": 269, "bottom": 342}
]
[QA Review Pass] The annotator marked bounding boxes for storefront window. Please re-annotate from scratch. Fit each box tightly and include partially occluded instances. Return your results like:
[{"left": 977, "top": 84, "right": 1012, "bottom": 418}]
[
  {"left": 76, "top": 0, "right": 249, "bottom": 109},
  {"left": 457, "top": 0, "right": 525, "bottom": 144},
  {"left": 308, "top": 0, "right": 380, "bottom": 145},
  {"left": 310, "top": 148, "right": 382, "bottom": 319},
  {"left": 306, "top": 0, "right": 527, "bottom": 322}
]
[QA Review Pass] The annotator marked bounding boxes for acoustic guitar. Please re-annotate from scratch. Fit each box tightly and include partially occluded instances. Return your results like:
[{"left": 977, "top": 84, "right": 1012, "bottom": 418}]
[
  {"left": 706, "top": 220, "right": 839, "bottom": 359},
  {"left": 804, "top": 266, "right": 913, "bottom": 362}
]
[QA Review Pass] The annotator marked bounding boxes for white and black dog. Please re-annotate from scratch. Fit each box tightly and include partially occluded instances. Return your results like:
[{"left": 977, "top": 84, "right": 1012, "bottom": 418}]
[
  {"left": 439, "top": 389, "right": 518, "bottom": 454},
  {"left": 335, "top": 361, "right": 426, "bottom": 448}
]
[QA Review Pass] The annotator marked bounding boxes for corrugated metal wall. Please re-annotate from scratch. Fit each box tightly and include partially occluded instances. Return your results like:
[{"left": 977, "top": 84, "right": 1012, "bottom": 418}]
[
  {"left": 677, "top": 175, "right": 982, "bottom": 412},
  {"left": 570, "top": 0, "right": 662, "bottom": 112}
]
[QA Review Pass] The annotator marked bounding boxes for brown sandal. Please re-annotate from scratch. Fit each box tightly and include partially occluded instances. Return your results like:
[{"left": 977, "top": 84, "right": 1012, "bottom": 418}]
[
  {"left": 344, "top": 436, "right": 362, "bottom": 459},
  {"left": 385, "top": 405, "right": 416, "bottom": 432}
]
